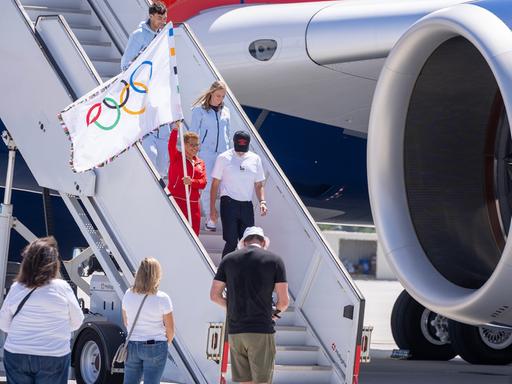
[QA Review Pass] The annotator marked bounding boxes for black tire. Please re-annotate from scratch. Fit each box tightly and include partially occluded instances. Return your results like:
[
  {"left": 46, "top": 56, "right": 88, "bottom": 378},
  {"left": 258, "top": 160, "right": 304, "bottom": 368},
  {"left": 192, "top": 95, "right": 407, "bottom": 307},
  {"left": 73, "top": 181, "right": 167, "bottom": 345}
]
[
  {"left": 391, "top": 289, "right": 410, "bottom": 349},
  {"left": 448, "top": 320, "right": 512, "bottom": 365},
  {"left": 74, "top": 327, "right": 123, "bottom": 384},
  {"left": 390, "top": 290, "right": 456, "bottom": 360}
]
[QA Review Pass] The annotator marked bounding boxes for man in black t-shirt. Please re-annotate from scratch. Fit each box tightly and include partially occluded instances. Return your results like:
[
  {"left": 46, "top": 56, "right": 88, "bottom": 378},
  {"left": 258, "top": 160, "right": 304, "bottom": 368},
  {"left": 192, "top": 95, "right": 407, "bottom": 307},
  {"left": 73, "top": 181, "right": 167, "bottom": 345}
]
[{"left": 210, "top": 226, "right": 289, "bottom": 384}]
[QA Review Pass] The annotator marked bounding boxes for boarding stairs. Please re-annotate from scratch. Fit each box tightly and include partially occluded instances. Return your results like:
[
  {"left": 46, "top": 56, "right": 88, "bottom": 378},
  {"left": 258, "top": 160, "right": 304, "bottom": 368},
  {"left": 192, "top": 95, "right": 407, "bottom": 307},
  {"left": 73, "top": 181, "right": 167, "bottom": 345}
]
[
  {"left": 19, "top": 0, "right": 122, "bottom": 81},
  {"left": 0, "top": 1, "right": 365, "bottom": 383}
]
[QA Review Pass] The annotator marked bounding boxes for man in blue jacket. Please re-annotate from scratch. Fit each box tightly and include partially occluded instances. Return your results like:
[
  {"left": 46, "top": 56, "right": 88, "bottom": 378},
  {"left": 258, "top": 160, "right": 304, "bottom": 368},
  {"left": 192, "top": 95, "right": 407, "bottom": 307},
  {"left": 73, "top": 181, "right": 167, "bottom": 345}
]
[
  {"left": 121, "top": 2, "right": 167, "bottom": 71},
  {"left": 121, "top": 2, "right": 170, "bottom": 179}
]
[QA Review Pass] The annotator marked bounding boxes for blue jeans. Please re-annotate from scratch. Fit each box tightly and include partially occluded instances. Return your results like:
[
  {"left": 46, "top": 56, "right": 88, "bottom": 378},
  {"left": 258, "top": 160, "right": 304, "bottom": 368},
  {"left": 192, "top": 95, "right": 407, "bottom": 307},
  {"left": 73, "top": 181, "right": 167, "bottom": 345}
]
[
  {"left": 3, "top": 350, "right": 70, "bottom": 384},
  {"left": 123, "top": 341, "right": 168, "bottom": 384}
]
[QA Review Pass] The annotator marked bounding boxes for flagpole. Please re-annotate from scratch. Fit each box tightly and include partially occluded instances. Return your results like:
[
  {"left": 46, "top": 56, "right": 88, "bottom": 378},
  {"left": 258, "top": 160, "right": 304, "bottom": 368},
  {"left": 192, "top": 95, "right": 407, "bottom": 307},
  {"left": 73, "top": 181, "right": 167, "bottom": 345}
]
[
  {"left": 167, "top": 23, "right": 192, "bottom": 228},
  {"left": 178, "top": 122, "right": 192, "bottom": 226}
]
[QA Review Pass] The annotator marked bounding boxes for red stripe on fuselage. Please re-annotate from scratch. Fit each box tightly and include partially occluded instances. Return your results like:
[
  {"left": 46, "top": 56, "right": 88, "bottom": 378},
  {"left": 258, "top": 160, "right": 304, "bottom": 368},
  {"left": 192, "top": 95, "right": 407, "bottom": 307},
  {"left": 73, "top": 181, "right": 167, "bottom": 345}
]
[{"left": 160, "top": 0, "right": 330, "bottom": 22}]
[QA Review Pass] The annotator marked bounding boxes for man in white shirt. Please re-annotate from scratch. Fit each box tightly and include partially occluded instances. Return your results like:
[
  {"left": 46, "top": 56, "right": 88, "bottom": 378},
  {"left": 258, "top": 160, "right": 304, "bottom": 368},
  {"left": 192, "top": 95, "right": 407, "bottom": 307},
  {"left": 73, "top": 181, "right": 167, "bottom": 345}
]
[{"left": 210, "top": 131, "right": 268, "bottom": 256}]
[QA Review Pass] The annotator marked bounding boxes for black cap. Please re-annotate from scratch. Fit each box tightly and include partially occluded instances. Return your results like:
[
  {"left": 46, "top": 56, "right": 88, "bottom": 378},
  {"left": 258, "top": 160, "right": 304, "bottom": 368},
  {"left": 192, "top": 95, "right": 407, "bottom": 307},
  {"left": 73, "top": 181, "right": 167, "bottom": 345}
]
[{"left": 233, "top": 131, "right": 250, "bottom": 152}]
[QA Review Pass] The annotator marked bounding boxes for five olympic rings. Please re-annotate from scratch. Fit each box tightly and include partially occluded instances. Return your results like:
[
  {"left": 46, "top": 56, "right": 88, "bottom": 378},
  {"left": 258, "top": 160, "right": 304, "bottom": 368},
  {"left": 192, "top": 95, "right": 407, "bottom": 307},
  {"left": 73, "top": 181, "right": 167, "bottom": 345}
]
[{"left": 85, "top": 61, "right": 153, "bottom": 131}]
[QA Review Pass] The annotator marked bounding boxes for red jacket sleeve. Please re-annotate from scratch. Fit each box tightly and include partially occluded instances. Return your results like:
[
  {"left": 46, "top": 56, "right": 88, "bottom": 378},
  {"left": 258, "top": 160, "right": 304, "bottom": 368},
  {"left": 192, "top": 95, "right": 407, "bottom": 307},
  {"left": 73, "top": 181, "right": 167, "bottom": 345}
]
[
  {"left": 192, "top": 159, "right": 207, "bottom": 190},
  {"left": 168, "top": 128, "right": 180, "bottom": 162}
]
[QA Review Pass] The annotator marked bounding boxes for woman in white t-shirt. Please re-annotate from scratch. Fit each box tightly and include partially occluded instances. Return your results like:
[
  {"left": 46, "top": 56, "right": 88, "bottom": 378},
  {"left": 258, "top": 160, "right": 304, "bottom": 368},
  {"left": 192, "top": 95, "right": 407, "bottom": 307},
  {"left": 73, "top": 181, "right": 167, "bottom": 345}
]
[
  {"left": 122, "top": 257, "right": 174, "bottom": 384},
  {"left": 0, "top": 236, "right": 84, "bottom": 384}
]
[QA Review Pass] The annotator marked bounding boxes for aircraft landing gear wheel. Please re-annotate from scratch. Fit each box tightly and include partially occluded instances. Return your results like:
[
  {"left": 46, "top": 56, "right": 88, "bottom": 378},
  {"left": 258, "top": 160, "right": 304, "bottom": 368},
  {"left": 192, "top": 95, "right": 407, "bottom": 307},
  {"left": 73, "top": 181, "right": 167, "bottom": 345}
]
[
  {"left": 74, "top": 327, "right": 123, "bottom": 384},
  {"left": 448, "top": 320, "right": 512, "bottom": 365},
  {"left": 391, "top": 290, "right": 456, "bottom": 360}
]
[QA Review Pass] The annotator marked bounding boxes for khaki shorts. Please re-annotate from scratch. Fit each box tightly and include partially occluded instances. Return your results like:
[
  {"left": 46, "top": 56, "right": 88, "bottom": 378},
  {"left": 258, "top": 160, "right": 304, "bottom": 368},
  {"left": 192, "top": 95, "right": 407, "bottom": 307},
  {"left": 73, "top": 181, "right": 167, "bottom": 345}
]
[{"left": 229, "top": 333, "right": 276, "bottom": 383}]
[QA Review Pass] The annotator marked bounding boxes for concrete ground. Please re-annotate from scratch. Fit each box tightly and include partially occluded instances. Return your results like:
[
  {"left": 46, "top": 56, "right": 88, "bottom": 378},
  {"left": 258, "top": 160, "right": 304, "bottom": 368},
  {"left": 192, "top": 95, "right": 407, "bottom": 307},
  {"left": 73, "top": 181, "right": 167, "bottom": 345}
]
[
  {"left": 356, "top": 278, "right": 512, "bottom": 384},
  {"left": 360, "top": 355, "right": 512, "bottom": 384}
]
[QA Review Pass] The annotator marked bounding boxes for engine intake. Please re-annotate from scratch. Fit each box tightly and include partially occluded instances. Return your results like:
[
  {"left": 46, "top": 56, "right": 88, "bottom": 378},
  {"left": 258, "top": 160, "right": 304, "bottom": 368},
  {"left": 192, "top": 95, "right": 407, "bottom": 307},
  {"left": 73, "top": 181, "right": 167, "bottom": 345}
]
[{"left": 368, "top": 1, "right": 512, "bottom": 326}]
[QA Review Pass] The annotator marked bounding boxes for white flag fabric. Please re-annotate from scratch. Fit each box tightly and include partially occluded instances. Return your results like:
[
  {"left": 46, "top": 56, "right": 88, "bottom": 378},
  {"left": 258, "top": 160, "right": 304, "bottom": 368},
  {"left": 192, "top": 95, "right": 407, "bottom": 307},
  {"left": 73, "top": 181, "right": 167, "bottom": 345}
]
[{"left": 59, "top": 23, "right": 182, "bottom": 172}]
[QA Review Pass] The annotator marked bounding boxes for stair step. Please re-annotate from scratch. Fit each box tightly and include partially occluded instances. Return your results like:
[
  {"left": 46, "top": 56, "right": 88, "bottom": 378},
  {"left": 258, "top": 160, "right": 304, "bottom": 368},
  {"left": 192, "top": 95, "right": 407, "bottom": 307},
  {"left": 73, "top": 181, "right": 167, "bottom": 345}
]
[
  {"left": 273, "top": 364, "right": 333, "bottom": 384},
  {"left": 207, "top": 252, "right": 222, "bottom": 267},
  {"left": 277, "top": 345, "right": 318, "bottom": 352},
  {"left": 226, "top": 363, "right": 332, "bottom": 384},
  {"left": 275, "top": 325, "right": 307, "bottom": 345},
  {"left": 199, "top": 230, "right": 225, "bottom": 256},
  {"left": 23, "top": 5, "right": 91, "bottom": 15},
  {"left": 276, "top": 325, "right": 306, "bottom": 331},
  {"left": 275, "top": 364, "right": 331, "bottom": 371},
  {"left": 275, "top": 345, "right": 320, "bottom": 365},
  {"left": 101, "top": 74, "right": 118, "bottom": 80},
  {"left": 69, "top": 23, "right": 103, "bottom": 41},
  {"left": 90, "top": 57, "right": 120, "bottom": 63},
  {"left": 23, "top": 4, "right": 94, "bottom": 25},
  {"left": 64, "top": 10, "right": 104, "bottom": 38},
  {"left": 199, "top": 229, "right": 223, "bottom": 237},
  {"left": 92, "top": 60, "right": 121, "bottom": 79},
  {"left": 81, "top": 40, "right": 118, "bottom": 61},
  {"left": 276, "top": 306, "right": 296, "bottom": 326},
  {"left": 80, "top": 40, "right": 111, "bottom": 47},
  {"left": 70, "top": 24, "right": 101, "bottom": 31},
  {"left": 20, "top": 0, "right": 79, "bottom": 7}
]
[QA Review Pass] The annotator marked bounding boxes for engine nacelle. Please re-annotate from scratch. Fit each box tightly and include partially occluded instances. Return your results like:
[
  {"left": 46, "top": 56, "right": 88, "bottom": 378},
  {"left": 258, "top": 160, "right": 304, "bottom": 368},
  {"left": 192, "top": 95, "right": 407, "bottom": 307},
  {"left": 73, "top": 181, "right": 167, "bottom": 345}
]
[{"left": 368, "top": 1, "right": 512, "bottom": 327}]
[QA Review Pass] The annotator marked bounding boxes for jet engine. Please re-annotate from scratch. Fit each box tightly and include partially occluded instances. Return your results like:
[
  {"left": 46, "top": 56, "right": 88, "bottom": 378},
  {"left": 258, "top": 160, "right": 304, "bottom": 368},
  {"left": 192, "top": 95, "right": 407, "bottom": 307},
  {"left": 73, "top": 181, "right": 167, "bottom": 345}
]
[{"left": 368, "top": 0, "right": 512, "bottom": 364}]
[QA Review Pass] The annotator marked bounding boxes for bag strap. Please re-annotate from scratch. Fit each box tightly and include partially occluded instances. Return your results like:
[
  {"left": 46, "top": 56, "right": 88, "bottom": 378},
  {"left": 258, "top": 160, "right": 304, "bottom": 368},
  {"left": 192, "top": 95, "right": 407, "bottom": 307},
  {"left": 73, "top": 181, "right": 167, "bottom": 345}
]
[
  {"left": 13, "top": 287, "right": 37, "bottom": 318},
  {"left": 124, "top": 294, "right": 148, "bottom": 346}
]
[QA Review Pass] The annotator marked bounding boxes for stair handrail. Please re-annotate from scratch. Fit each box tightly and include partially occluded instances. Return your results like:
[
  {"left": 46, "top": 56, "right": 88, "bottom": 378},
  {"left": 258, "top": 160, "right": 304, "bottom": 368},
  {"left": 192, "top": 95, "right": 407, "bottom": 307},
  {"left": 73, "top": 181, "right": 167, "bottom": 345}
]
[{"left": 34, "top": 14, "right": 103, "bottom": 99}]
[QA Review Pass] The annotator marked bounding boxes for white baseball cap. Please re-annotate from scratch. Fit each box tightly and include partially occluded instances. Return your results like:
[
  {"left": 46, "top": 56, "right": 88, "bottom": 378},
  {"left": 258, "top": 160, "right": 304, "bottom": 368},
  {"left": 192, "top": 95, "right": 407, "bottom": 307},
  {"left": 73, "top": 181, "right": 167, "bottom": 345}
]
[{"left": 237, "top": 226, "right": 270, "bottom": 249}]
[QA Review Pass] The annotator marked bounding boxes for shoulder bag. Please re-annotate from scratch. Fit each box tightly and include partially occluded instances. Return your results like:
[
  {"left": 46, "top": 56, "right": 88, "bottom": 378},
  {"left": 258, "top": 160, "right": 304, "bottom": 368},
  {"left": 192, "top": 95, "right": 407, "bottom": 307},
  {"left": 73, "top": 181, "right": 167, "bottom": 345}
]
[
  {"left": 12, "top": 287, "right": 37, "bottom": 318},
  {"left": 112, "top": 294, "right": 148, "bottom": 370}
]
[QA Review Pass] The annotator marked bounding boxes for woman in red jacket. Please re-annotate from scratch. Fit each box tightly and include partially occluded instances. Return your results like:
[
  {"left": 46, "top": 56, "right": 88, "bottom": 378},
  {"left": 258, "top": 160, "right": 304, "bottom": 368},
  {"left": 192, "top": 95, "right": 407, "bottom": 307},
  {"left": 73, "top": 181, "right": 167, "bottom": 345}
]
[{"left": 168, "top": 123, "right": 206, "bottom": 235}]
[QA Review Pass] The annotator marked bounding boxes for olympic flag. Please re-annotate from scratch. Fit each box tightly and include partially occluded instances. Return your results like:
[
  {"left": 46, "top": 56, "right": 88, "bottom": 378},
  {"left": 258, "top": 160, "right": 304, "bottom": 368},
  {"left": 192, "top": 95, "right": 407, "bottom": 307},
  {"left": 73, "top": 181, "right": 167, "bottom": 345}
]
[{"left": 58, "top": 23, "right": 182, "bottom": 172}]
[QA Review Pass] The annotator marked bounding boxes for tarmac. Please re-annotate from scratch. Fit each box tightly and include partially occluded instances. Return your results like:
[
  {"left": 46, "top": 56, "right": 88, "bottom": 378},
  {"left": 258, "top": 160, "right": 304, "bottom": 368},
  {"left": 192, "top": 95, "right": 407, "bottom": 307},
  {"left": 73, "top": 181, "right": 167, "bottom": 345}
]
[{"left": 357, "top": 279, "right": 512, "bottom": 384}]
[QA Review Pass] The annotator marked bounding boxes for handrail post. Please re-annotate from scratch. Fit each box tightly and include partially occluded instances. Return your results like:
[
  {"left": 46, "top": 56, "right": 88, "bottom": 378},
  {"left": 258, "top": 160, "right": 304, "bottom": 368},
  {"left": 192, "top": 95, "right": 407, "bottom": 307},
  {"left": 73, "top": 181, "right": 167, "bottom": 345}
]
[{"left": 0, "top": 130, "right": 17, "bottom": 305}]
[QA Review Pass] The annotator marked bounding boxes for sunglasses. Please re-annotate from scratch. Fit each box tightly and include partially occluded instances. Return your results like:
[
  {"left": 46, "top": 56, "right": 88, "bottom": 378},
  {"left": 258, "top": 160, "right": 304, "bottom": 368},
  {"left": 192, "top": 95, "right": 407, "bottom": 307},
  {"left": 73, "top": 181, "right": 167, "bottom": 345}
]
[{"left": 186, "top": 142, "right": 200, "bottom": 148}]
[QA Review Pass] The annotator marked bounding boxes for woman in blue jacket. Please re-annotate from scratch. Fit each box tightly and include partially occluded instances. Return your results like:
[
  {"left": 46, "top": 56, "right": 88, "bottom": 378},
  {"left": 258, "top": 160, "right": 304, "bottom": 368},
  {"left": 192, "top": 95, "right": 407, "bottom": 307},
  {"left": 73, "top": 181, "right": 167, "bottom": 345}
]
[{"left": 190, "top": 81, "right": 231, "bottom": 231}]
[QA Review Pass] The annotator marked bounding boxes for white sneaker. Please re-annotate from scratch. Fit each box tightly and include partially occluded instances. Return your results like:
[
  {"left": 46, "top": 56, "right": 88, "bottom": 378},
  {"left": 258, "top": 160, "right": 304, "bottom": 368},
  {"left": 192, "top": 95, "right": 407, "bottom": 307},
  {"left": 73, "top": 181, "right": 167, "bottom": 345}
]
[{"left": 205, "top": 219, "right": 217, "bottom": 232}]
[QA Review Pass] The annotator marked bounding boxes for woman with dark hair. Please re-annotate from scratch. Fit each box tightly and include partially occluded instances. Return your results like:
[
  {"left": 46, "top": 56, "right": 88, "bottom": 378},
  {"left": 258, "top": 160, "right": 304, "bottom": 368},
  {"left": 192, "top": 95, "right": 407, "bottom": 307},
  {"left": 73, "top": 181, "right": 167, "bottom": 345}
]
[
  {"left": 0, "top": 236, "right": 84, "bottom": 384},
  {"left": 122, "top": 257, "right": 174, "bottom": 384}
]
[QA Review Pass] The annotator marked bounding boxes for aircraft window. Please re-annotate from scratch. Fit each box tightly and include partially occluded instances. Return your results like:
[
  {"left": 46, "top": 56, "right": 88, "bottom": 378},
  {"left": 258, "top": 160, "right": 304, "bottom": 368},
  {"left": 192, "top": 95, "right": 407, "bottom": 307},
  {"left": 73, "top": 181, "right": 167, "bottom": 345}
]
[{"left": 249, "top": 40, "right": 277, "bottom": 61}]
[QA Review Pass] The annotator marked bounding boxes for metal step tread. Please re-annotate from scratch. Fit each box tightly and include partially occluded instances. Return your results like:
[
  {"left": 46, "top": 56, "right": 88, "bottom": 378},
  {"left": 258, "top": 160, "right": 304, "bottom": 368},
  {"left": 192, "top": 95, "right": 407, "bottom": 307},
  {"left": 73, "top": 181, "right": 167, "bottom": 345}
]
[
  {"left": 274, "top": 364, "right": 332, "bottom": 371},
  {"left": 81, "top": 40, "right": 112, "bottom": 47},
  {"left": 275, "top": 325, "right": 307, "bottom": 332},
  {"left": 227, "top": 362, "right": 331, "bottom": 372},
  {"left": 23, "top": 5, "right": 91, "bottom": 15},
  {"left": 199, "top": 229, "right": 223, "bottom": 237},
  {"left": 70, "top": 24, "right": 101, "bottom": 31},
  {"left": 276, "top": 345, "right": 319, "bottom": 352},
  {"left": 90, "top": 57, "right": 120, "bottom": 63}
]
